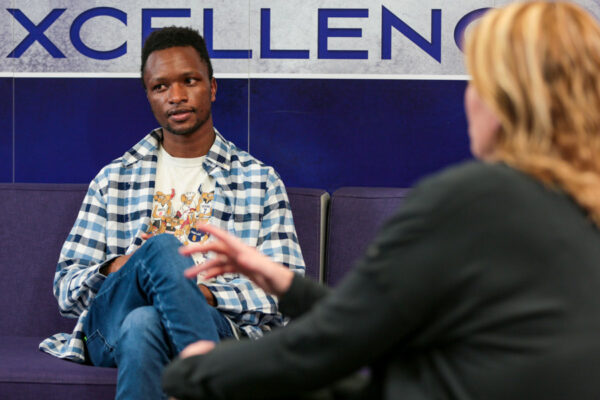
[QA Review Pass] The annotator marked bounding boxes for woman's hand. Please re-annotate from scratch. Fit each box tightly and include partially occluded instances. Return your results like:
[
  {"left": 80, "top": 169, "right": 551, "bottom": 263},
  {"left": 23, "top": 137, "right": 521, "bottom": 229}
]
[
  {"left": 179, "top": 224, "right": 294, "bottom": 297},
  {"left": 180, "top": 340, "right": 216, "bottom": 358}
]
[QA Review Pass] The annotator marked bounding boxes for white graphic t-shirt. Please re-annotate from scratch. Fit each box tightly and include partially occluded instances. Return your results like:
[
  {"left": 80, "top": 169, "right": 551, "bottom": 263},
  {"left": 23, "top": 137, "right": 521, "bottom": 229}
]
[{"left": 149, "top": 144, "right": 215, "bottom": 266}]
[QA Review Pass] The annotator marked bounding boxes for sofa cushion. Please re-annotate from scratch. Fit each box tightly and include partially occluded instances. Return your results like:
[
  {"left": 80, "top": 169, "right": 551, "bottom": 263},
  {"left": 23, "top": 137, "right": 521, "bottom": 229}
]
[{"left": 0, "top": 336, "right": 116, "bottom": 399}]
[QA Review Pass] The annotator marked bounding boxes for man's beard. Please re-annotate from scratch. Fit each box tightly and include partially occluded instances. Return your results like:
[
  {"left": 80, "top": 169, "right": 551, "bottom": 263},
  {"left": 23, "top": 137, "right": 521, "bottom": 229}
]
[{"left": 163, "top": 114, "right": 209, "bottom": 136}]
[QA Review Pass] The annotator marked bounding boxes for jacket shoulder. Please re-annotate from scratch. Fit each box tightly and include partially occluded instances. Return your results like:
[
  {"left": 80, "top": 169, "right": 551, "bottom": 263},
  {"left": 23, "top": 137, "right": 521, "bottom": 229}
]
[
  {"left": 415, "top": 161, "right": 527, "bottom": 202},
  {"left": 393, "top": 161, "right": 538, "bottom": 227}
]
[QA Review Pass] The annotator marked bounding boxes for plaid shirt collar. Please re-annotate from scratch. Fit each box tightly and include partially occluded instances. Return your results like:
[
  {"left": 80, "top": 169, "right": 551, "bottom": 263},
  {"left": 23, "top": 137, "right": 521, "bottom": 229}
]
[{"left": 120, "top": 127, "right": 233, "bottom": 172}]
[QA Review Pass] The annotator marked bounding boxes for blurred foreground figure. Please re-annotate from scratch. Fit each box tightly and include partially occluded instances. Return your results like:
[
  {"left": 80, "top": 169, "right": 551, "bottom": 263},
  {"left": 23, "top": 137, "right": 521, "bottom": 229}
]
[{"left": 164, "top": 2, "right": 600, "bottom": 399}]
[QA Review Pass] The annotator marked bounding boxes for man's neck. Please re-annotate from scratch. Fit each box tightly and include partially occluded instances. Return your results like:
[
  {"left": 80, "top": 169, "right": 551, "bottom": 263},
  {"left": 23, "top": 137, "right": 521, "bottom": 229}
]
[{"left": 161, "top": 125, "right": 216, "bottom": 158}]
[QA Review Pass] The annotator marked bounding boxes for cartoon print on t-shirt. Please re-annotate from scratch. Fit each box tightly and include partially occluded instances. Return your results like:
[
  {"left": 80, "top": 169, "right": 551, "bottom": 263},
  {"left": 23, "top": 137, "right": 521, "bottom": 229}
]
[
  {"left": 178, "top": 192, "right": 197, "bottom": 238},
  {"left": 151, "top": 189, "right": 175, "bottom": 234},
  {"left": 198, "top": 192, "right": 214, "bottom": 218},
  {"left": 148, "top": 189, "right": 214, "bottom": 245},
  {"left": 186, "top": 191, "right": 214, "bottom": 244}
]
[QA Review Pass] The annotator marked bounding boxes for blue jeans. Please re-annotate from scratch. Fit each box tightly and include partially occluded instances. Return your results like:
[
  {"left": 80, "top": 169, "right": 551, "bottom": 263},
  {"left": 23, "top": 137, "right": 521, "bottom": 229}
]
[{"left": 82, "top": 234, "right": 233, "bottom": 400}]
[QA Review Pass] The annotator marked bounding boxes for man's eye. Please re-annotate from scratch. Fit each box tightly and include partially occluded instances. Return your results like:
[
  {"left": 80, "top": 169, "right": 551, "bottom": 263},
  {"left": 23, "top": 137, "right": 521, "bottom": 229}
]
[
  {"left": 153, "top": 84, "right": 166, "bottom": 92},
  {"left": 185, "top": 78, "right": 198, "bottom": 85}
]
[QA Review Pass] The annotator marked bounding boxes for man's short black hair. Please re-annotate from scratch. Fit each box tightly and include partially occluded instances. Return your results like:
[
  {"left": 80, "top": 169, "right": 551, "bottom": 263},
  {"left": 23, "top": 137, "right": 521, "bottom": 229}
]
[{"left": 141, "top": 26, "right": 213, "bottom": 86}]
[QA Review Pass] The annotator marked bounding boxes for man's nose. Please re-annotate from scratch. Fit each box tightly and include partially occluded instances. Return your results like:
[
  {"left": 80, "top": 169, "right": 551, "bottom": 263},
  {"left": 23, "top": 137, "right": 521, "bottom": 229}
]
[{"left": 168, "top": 83, "right": 187, "bottom": 103}]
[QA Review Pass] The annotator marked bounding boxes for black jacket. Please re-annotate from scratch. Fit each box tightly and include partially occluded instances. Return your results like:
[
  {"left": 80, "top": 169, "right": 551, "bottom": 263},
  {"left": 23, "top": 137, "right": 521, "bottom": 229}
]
[{"left": 163, "top": 162, "right": 600, "bottom": 399}]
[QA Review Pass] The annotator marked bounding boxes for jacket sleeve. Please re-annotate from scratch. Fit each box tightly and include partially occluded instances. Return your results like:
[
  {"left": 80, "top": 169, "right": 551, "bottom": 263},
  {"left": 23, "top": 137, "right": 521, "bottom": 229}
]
[
  {"left": 203, "top": 170, "right": 306, "bottom": 334},
  {"left": 278, "top": 272, "right": 330, "bottom": 318},
  {"left": 53, "top": 175, "right": 116, "bottom": 318}
]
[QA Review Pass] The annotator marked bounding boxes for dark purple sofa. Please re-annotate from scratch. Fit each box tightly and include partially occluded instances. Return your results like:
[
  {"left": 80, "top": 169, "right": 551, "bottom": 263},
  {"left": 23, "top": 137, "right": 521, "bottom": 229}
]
[
  {"left": 325, "top": 187, "right": 409, "bottom": 286},
  {"left": 0, "top": 184, "right": 329, "bottom": 399},
  {"left": 0, "top": 183, "right": 405, "bottom": 399},
  {"left": 0, "top": 184, "right": 117, "bottom": 399}
]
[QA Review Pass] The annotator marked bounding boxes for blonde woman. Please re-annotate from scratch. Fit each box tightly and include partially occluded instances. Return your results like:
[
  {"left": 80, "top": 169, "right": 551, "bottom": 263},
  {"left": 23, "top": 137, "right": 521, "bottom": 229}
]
[{"left": 164, "top": 2, "right": 600, "bottom": 399}]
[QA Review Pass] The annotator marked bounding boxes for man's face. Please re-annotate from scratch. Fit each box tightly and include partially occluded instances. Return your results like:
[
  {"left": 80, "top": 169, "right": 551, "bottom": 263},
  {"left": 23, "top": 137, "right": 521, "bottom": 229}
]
[{"left": 143, "top": 46, "right": 216, "bottom": 137}]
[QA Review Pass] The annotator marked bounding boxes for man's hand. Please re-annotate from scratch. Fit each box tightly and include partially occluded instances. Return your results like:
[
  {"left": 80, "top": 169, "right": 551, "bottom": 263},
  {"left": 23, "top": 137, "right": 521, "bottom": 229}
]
[
  {"left": 100, "top": 231, "right": 156, "bottom": 276},
  {"left": 100, "top": 254, "right": 132, "bottom": 275},
  {"left": 180, "top": 340, "right": 216, "bottom": 358},
  {"left": 179, "top": 224, "right": 294, "bottom": 297},
  {"left": 141, "top": 232, "right": 155, "bottom": 241},
  {"left": 198, "top": 284, "right": 216, "bottom": 306}
]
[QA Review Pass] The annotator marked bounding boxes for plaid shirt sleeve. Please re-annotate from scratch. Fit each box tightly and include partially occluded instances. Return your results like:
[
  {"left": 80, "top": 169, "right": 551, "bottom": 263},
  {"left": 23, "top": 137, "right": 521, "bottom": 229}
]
[
  {"left": 204, "top": 169, "right": 305, "bottom": 335},
  {"left": 54, "top": 174, "right": 114, "bottom": 318}
]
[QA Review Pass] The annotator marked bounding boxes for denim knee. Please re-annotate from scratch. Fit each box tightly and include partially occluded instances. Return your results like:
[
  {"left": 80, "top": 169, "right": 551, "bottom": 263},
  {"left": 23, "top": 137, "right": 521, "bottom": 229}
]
[
  {"left": 117, "top": 306, "right": 172, "bottom": 362},
  {"left": 142, "top": 234, "right": 183, "bottom": 258},
  {"left": 134, "top": 233, "right": 194, "bottom": 278}
]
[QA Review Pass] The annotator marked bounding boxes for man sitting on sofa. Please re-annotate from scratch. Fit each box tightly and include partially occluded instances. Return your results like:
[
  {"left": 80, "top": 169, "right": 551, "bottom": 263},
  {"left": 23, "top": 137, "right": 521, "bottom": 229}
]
[{"left": 39, "top": 26, "right": 305, "bottom": 400}]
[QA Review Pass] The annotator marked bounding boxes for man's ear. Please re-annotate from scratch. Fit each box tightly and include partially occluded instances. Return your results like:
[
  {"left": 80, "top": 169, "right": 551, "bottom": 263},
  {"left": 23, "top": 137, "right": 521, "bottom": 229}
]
[{"left": 210, "top": 77, "right": 217, "bottom": 102}]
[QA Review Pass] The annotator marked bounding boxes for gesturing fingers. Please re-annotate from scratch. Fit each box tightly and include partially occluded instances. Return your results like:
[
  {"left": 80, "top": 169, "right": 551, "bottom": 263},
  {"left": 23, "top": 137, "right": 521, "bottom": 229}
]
[
  {"left": 180, "top": 223, "right": 277, "bottom": 285},
  {"left": 192, "top": 223, "right": 248, "bottom": 252},
  {"left": 179, "top": 240, "right": 230, "bottom": 258},
  {"left": 184, "top": 258, "right": 226, "bottom": 279}
]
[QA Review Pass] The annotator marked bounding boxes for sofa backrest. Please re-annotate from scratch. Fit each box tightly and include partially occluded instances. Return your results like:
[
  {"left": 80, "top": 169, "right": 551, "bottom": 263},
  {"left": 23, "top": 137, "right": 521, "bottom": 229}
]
[
  {"left": 0, "top": 184, "right": 329, "bottom": 336},
  {"left": 0, "top": 183, "right": 403, "bottom": 335},
  {"left": 325, "top": 187, "right": 409, "bottom": 286},
  {"left": 0, "top": 183, "right": 88, "bottom": 336},
  {"left": 286, "top": 188, "right": 329, "bottom": 282}
]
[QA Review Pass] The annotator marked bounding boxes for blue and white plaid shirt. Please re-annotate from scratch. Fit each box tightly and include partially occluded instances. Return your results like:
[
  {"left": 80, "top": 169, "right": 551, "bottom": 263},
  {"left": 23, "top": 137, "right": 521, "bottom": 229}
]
[{"left": 39, "top": 128, "right": 305, "bottom": 363}]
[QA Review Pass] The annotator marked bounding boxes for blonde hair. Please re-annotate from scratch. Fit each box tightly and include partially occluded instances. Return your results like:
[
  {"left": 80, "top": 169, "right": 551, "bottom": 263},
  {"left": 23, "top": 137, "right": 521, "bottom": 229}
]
[{"left": 466, "top": 1, "right": 600, "bottom": 226}]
